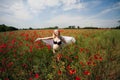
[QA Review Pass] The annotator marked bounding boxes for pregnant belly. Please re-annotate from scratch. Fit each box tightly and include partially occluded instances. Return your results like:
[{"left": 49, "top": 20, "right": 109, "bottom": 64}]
[{"left": 53, "top": 44, "right": 60, "bottom": 50}]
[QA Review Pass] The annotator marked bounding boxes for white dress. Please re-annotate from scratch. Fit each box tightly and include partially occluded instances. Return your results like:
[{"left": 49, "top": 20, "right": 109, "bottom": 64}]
[{"left": 41, "top": 36, "right": 76, "bottom": 47}]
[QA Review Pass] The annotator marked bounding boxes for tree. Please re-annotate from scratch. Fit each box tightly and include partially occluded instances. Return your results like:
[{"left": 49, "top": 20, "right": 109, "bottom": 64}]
[
  {"left": 118, "top": 20, "right": 120, "bottom": 23},
  {"left": 77, "top": 26, "right": 80, "bottom": 29},
  {"left": 115, "top": 20, "right": 120, "bottom": 29},
  {"left": 68, "top": 26, "right": 75, "bottom": 29},
  {"left": 54, "top": 26, "right": 59, "bottom": 29},
  {"left": 0, "top": 24, "right": 18, "bottom": 32},
  {"left": 29, "top": 27, "right": 33, "bottom": 30}
]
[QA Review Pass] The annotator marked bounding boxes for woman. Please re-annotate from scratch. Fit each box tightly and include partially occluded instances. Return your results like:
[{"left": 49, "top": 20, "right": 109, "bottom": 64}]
[{"left": 35, "top": 29, "right": 66, "bottom": 53}]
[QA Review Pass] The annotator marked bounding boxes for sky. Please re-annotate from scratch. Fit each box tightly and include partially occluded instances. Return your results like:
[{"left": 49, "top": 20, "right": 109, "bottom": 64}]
[{"left": 0, "top": 0, "right": 120, "bottom": 28}]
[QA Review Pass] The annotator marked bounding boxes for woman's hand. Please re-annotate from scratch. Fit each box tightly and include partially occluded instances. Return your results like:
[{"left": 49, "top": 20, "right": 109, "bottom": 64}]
[{"left": 35, "top": 38, "right": 41, "bottom": 42}]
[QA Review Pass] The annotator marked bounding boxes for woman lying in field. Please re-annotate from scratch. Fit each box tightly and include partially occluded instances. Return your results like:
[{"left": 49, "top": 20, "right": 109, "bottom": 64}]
[{"left": 35, "top": 29, "right": 76, "bottom": 53}]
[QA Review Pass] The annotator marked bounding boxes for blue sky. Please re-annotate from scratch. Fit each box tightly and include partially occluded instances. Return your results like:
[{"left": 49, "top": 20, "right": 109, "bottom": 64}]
[{"left": 0, "top": 0, "right": 120, "bottom": 28}]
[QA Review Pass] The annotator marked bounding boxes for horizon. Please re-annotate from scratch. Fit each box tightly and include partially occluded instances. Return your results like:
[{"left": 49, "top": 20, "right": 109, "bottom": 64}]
[{"left": 0, "top": 0, "right": 120, "bottom": 28}]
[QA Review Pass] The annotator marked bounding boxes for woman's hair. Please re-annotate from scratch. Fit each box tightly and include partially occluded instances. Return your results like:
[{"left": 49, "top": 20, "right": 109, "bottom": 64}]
[{"left": 53, "top": 29, "right": 60, "bottom": 38}]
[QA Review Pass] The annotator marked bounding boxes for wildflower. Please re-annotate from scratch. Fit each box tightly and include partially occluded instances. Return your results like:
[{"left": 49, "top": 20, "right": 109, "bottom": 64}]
[
  {"left": 87, "top": 61, "right": 92, "bottom": 66},
  {"left": 80, "top": 61, "right": 85, "bottom": 67},
  {"left": 85, "top": 48, "right": 89, "bottom": 53},
  {"left": 84, "top": 70, "right": 90, "bottom": 76},
  {"left": 29, "top": 77, "right": 32, "bottom": 80},
  {"left": 29, "top": 46, "right": 33, "bottom": 53},
  {"left": 94, "top": 55, "right": 98, "bottom": 60},
  {"left": 79, "top": 48, "right": 84, "bottom": 53},
  {"left": 74, "top": 56, "right": 78, "bottom": 59},
  {"left": 22, "top": 63, "right": 28, "bottom": 69},
  {"left": 69, "top": 69, "right": 76, "bottom": 75},
  {"left": 26, "top": 44, "right": 29, "bottom": 47},
  {"left": 13, "top": 53, "right": 16, "bottom": 58},
  {"left": 52, "top": 65, "right": 56, "bottom": 69},
  {"left": 4, "top": 78, "right": 9, "bottom": 80},
  {"left": 56, "top": 54, "right": 62, "bottom": 61},
  {"left": 46, "top": 45, "right": 51, "bottom": 50},
  {"left": 96, "top": 76, "right": 101, "bottom": 80},
  {"left": 25, "top": 37, "right": 28, "bottom": 41},
  {"left": 0, "top": 43, "right": 7, "bottom": 48},
  {"left": 99, "top": 57, "right": 103, "bottom": 61},
  {"left": 0, "top": 68, "right": 5, "bottom": 73},
  {"left": 11, "top": 39, "right": 16, "bottom": 45},
  {"left": 65, "top": 56, "right": 73, "bottom": 62},
  {"left": 7, "top": 62, "right": 14, "bottom": 68},
  {"left": 34, "top": 73, "right": 39, "bottom": 79},
  {"left": 58, "top": 70, "right": 62, "bottom": 75},
  {"left": 75, "top": 76, "right": 81, "bottom": 80},
  {"left": 93, "top": 62, "right": 96, "bottom": 66},
  {"left": 66, "top": 65, "right": 71, "bottom": 70}
]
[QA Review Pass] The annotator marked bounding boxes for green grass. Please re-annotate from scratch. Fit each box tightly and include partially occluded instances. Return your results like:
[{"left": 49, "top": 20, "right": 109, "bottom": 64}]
[{"left": 0, "top": 29, "right": 120, "bottom": 80}]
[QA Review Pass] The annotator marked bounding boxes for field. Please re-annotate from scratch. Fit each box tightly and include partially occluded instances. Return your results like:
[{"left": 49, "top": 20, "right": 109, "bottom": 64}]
[{"left": 0, "top": 29, "right": 120, "bottom": 80}]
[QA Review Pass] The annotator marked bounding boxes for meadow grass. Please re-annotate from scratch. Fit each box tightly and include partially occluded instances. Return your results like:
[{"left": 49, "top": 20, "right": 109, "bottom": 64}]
[{"left": 0, "top": 29, "right": 120, "bottom": 80}]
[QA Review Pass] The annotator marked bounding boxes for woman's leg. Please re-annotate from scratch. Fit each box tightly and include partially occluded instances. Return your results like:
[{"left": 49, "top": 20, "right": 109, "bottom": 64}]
[{"left": 53, "top": 49, "right": 56, "bottom": 54}]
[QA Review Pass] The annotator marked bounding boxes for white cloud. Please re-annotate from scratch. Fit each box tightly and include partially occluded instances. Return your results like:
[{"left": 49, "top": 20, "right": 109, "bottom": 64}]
[
  {"left": 27, "top": 0, "right": 46, "bottom": 14},
  {"left": 27, "top": 0, "right": 62, "bottom": 14},
  {"left": 0, "top": 0, "right": 32, "bottom": 20},
  {"left": 46, "top": 0, "right": 60, "bottom": 7},
  {"left": 63, "top": 3, "right": 83, "bottom": 11},
  {"left": 60, "top": 0, "right": 83, "bottom": 11},
  {"left": 9, "top": 1, "right": 32, "bottom": 20},
  {"left": 27, "top": 0, "right": 83, "bottom": 14},
  {"left": 47, "top": 15, "right": 83, "bottom": 26},
  {"left": 0, "top": 0, "right": 119, "bottom": 28},
  {"left": 47, "top": 14, "right": 118, "bottom": 27},
  {"left": 89, "top": 2, "right": 120, "bottom": 19},
  {"left": 84, "top": 0, "right": 102, "bottom": 9},
  {"left": 0, "top": 0, "right": 33, "bottom": 28}
]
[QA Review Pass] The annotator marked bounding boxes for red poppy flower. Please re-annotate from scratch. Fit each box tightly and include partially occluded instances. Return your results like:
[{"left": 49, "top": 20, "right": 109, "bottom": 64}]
[
  {"left": 46, "top": 45, "right": 51, "bottom": 50},
  {"left": 0, "top": 68, "right": 5, "bottom": 73},
  {"left": 34, "top": 73, "right": 39, "bottom": 79},
  {"left": 7, "top": 62, "right": 14, "bottom": 68},
  {"left": 84, "top": 70, "right": 90, "bottom": 76},
  {"left": 58, "top": 70, "right": 62, "bottom": 75},
  {"left": 66, "top": 65, "right": 71, "bottom": 70},
  {"left": 29, "top": 46, "right": 33, "bottom": 53},
  {"left": 99, "top": 57, "right": 103, "bottom": 61},
  {"left": 11, "top": 39, "right": 16, "bottom": 45},
  {"left": 80, "top": 61, "right": 85, "bottom": 67},
  {"left": 74, "top": 56, "right": 78, "bottom": 59},
  {"left": 94, "top": 55, "right": 98, "bottom": 60},
  {"left": 29, "top": 77, "right": 32, "bottom": 80},
  {"left": 0, "top": 43, "right": 7, "bottom": 48},
  {"left": 22, "top": 63, "right": 28, "bottom": 68},
  {"left": 87, "top": 61, "right": 92, "bottom": 65},
  {"left": 75, "top": 76, "right": 81, "bottom": 80},
  {"left": 69, "top": 69, "right": 76, "bottom": 75},
  {"left": 4, "top": 78, "right": 9, "bottom": 80},
  {"left": 79, "top": 48, "right": 84, "bottom": 53}
]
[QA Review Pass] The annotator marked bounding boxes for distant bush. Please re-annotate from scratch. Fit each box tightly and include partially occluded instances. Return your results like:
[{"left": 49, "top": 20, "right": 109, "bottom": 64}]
[
  {"left": 115, "top": 25, "right": 120, "bottom": 29},
  {"left": 111, "top": 25, "right": 120, "bottom": 29},
  {"left": 64, "top": 26, "right": 76, "bottom": 29},
  {"left": 0, "top": 24, "right": 18, "bottom": 32},
  {"left": 42, "top": 26, "right": 59, "bottom": 29},
  {"left": 83, "top": 27, "right": 98, "bottom": 29}
]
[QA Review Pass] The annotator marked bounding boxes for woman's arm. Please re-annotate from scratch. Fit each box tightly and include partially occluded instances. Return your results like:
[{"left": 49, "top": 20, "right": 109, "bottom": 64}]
[
  {"left": 35, "top": 36, "right": 53, "bottom": 42},
  {"left": 40, "top": 36, "right": 53, "bottom": 40}
]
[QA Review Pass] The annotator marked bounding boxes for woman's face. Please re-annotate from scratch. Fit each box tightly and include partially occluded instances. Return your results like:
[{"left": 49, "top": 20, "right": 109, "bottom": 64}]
[{"left": 54, "top": 30, "right": 60, "bottom": 36}]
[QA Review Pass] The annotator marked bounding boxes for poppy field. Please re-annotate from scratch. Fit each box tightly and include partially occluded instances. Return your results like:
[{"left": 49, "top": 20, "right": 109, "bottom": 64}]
[{"left": 0, "top": 29, "right": 120, "bottom": 80}]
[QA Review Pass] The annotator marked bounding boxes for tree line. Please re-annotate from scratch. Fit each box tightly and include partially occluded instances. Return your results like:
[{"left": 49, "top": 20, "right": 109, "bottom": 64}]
[
  {"left": 0, "top": 23, "right": 120, "bottom": 32},
  {"left": 0, "top": 24, "right": 18, "bottom": 32}
]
